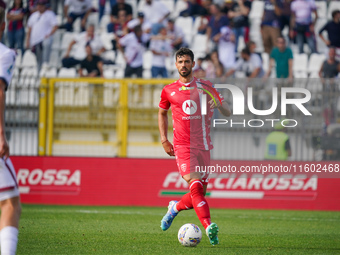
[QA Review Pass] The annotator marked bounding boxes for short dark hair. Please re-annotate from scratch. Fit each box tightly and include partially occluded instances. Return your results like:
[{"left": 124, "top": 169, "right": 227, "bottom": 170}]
[
  {"left": 175, "top": 48, "right": 194, "bottom": 62},
  {"left": 332, "top": 10, "right": 340, "bottom": 18},
  {"left": 241, "top": 47, "right": 250, "bottom": 56}
]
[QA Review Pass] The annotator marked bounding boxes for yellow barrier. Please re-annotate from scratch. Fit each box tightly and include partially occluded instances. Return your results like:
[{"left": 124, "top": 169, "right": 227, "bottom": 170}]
[{"left": 39, "top": 78, "right": 175, "bottom": 157}]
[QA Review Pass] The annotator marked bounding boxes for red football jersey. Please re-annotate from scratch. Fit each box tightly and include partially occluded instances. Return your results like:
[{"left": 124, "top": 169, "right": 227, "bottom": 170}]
[{"left": 159, "top": 77, "right": 223, "bottom": 150}]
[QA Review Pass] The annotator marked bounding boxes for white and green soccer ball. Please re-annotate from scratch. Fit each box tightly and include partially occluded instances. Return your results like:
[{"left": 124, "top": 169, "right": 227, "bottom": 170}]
[{"left": 178, "top": 223, "right": 202, "bottom": 247}]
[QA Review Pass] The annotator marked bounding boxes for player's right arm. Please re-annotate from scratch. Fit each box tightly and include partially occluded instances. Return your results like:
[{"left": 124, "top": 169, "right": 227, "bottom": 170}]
[{"left": 158, "top": 108, "right": 174, "bottom": 156}]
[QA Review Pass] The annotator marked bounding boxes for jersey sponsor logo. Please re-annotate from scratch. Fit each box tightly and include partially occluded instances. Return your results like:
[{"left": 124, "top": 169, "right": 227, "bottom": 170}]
[
  {"left": 197, "top": 201, "right": 206, "bottom": 207},
  {"left": 171, "top": 91, "right": 176, "bottom": 96},
  {"left": 182, "top": 100, "right": 197, "bottom": 115}
]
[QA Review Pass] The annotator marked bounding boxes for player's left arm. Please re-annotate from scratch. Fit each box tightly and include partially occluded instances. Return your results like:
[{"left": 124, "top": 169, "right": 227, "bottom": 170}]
[
  {"left": 0, "top": 80, "right": 9, "bottom": 159},
  {"left": 207, "top": 85, "right": 231, "bottom": 117}
]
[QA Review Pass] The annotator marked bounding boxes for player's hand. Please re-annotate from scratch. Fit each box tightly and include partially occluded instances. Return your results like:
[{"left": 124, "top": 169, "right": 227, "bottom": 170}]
[
  {"left": 0, "top": 134, "right": 9, "bottom": 160},
  {"left": 209, "top": 98, "right": 221, "bottom": 109},
  {"left": 162, "top": 140, "right": 175, "bottom": 156}
]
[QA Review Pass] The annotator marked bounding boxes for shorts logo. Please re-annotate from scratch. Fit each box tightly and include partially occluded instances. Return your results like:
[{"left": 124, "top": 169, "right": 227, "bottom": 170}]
[
  {"left": 171, "top": 92, "right": 176, "bottom": 96},
  {"left": 182, "top": 100, "right": 197, "bottom": 115},
  {"left": 180, "top": 164, "right": 187, "bottom": 172},
  {"left": 197, "top": 201, "right": 206, "bottom": 207}
]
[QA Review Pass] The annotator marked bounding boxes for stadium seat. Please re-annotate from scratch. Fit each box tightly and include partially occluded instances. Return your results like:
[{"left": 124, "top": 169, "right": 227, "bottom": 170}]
[
  {"left": 328, "top": 1, "right": 340, "bottom": 20},
  {"left": 87, "top": 13, "right": 99, "bottom": 29},
  {"left": 249, "top": 0, "right": 264, "bottom": 19},
  {"left": 314, "top": 1, "right": 327, "bottom": 19},
  {"left": 173, "top": 0, "right": 188, "bottom": 18},
  {"left": 100, "top": 15, "right": 111, "bottom": 32},
  {"left": 41, "top": 67, "right": 57, "bottom": 78},
  {"left": 58, "top": 68, "right": 77, "bottom": 77},
  {"left": 143, "top": 50, "right": 153, "bottom": 69},
  {"left": 191, "top": 34, "right": 208, "bottom": 53},
  {"left": 137, "top": 0, "right": 145, "bottom": 12},
  {"left": 102, "top": 50, "right": 116, "bottom": 63},
  {"left": 293, "top": 53, "right": 308, "bottom": 72},
  {"left": 115, "top": 52, "right": 126, "bottom": 68},
  {"left": 307, "top": 53, "right": 326, "bottom": 74},
  {"left": 101, "top": 33, "right": 114, "bottom": 50},
  {"left": 21, "top": 50, "right": 37, "bottom": 68},
  {"left": 61, "top": 32, "right": 76, "bottom": 50},
  {"left": 175, "top": 17, "right": 193, "bottom": 39},
  {"left": 115, "top": 69, "right": 125, "bottom": 78},
  {"left": 143, "top": 69, "right": 152, "bottom": 79},
  {"left": 261, "top": 52, "right": 270, "bottom": 73},
  {"left": 103, "top": 69, "right": 114, "bottom": 79}
]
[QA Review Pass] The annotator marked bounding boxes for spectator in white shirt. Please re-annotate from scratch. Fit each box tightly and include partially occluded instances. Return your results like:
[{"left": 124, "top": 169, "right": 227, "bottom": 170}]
[
  {"left": 213, "top": 25, "right": 235, "bottom": 71},
  {"left": 62, "top": 24, "right": 106, "bottom": 68},
  {"left": 150, "top": 26, "right": 172, "bottom": 78},
  {"left": 224, "top": 47, "right": 264, "bottom": 78},
  {"left": 26, "top": 0, "right": 58, "bottom": 71},
  {"left": 290, "top": 0, "right": 317, "bottom": 54},
  {"left": 118, "top": 25, "right": 146, "bottom": 78},
  {"left": 142, "top": 0, "right": 170, "bottom": 35},
  {"left": 62, "top": 0, "right": 92, "bottom": 32},
  {"left": 167, "top": 19, "right": 188, "bottom": 51}
]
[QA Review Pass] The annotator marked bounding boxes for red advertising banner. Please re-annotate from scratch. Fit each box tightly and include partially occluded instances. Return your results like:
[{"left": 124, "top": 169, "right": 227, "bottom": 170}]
[{"left": 11, "top": 156, "right": 340, "bottom": 211}]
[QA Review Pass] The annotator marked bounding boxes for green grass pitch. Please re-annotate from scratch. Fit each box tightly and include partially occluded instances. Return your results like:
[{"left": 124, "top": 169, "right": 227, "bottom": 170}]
[{"left": 17, "top": 204, "right": 340, "bottom": 254}]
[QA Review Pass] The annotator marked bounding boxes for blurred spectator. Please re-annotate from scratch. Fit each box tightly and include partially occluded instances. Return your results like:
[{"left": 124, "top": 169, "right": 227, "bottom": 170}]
[
  {"left": 180, "top": 0, "right": 205, "bottom": 17},
  {"left": 62, "top": 24, "right": 106, "bottom": 68},
  {"left": 213, "top": 25, "right": 235, "bottom": 72},
  {"left": 99, "top": 0, "right": 116, "bottom": 22},
  {"left": 118, "top": 25, "right": 146, "bottom": 78},
  {"left": 150, "top": 26, "right": 172, "bottom": 78},
  {"left": 225, "top": 47, "right": 264, "bottom": 78},
  {"left": 109, "top": 0, "right": 132, "bottom": 25},
  {"left": 205, "top": 51, "right": 224, "bottom": 78},
  {"left": 167, "top": 19, "right": 188, "bottom": 51},
  {"left": 0, "top": 0, "right": 5, "bottom": 8},
  {"left": 127, "top": 12, "right": 152, "bottom": 39},
  {"left": 261, "top": 0, "right": 282, "bottom": 54},
  {"left": 290, "top": 0, "right": 317, "bottom": 54},
  {"left": 266, "top": 36, "right": 293, "bottom": 80},
  {"left": 61, "top": 0, "right": 92, "bottom": 32},
  {"left": 319, "top": 47, "right": 340, "bottom": 79},
  {"left": 206, "top": 4, "right": 229, "bottom": 52},
  {"left": 108, "top": 9, "right": 129, "bottom": 52},
  {"left": 26, "top": 0, "right": 58, "bottom": 71},
  {"left": 78, "top": 43, "right": 104, "bottom": 77},
  {"left": 319, "top": 47, "right": 340, "bottom": 127},
  {"left": 319, "top": 10, "right": 340, "bottom": 61},
  {"left": 193, "top": 57, "right": 206, "bottom": 78},
  {"left": 280, "top": 0, "right": 292, "bottom": 34},
  {"left": 223, "top": 0, "right": 251, "bottom": 52},
  {"left": 246, "top": 40, "right": 262, "bottom": 61},
  {"left": 142, "top": 0, "right": 170, "bottom": 35},
  {"left": 6, "top": 0, "right": 27, "bottom": 54},
  {"left": 195, "top": 0, "right": 213, "bottom": 35}
]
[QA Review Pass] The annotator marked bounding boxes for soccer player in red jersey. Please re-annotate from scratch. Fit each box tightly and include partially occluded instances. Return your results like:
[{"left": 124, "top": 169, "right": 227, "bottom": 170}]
[{"left": 158, "top": 48, "right": 231, "bottom": 245}]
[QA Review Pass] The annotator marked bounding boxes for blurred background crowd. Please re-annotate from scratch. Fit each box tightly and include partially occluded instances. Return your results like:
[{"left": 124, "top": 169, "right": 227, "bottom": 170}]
[{"left": 0, "top": 0, "right": 339, "bottom": 80}]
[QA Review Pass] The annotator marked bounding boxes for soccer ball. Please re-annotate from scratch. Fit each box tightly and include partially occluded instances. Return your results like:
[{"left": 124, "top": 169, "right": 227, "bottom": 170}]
[{"left": 178, "top": 223, "right": 202, "bottom": 247}]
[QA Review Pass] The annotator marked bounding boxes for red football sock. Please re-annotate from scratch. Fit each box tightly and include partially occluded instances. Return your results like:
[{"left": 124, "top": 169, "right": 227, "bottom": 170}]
[
  {"left": 190, "top": 180, "right": 211, "bottom": 229},
  {"left": 176, "top": 192, "right": 193, "bottom": 212}
]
